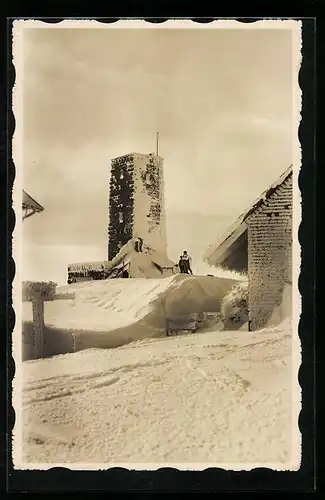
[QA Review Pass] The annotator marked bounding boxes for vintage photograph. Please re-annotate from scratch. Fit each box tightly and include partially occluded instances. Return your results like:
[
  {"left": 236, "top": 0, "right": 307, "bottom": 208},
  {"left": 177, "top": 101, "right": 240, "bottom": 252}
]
[{"left": 12, "top": 19, "right": 302, "bottom": 470}]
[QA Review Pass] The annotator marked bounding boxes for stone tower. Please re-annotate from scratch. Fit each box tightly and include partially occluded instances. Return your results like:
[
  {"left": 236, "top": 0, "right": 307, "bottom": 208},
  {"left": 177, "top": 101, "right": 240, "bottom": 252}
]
[{"left": 108, "top": 152, "right": 167, "bottom": 261}]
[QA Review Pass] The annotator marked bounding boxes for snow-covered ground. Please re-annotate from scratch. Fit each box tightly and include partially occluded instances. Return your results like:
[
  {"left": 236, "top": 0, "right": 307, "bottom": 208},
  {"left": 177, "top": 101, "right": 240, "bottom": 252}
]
[{"left": 16, "top": 316, "right": 301, "bottom": 470}]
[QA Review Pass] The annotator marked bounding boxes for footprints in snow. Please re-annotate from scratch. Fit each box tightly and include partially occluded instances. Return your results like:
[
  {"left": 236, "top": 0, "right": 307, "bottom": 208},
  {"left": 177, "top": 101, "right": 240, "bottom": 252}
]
[{"left": 23, "top": 359, "right": 170, "bottom": 406}]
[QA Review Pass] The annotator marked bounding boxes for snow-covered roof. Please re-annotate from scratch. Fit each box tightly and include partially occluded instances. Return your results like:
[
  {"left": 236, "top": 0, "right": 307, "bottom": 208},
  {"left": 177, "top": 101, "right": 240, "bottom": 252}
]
[
  {"left": 111, "top": 152, "right": 163, "bottom": 161},
  {"left": 22, "top": 190, "right": 44, "bottom": 211},
  {"left": 105, "top": 238, "right": 175, "bottom": 278},
  {"left": 22, "top": 190, "right": 45, "bottom": 220},
  {"left": 203, "top": 165, "right": 293, "bottom": 267},
  {"left": 68, "top": 261, "right": 111, "bottom": 271}
]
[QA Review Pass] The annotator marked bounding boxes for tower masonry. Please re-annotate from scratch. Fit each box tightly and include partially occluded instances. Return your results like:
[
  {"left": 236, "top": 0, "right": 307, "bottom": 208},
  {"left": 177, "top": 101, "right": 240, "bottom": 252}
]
[{"left": 108, "top": 152, "right": 167, "bottom": 260}]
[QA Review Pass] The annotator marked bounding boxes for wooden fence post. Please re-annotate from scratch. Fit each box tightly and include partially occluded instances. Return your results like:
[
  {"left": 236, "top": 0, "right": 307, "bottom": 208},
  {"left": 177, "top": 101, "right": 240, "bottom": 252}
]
[
  {"left": 72, "top": 332, "right": 79, "bottom": 353},
  {"left": 32, "top": 297, "right": 45, "bottom": 359}
]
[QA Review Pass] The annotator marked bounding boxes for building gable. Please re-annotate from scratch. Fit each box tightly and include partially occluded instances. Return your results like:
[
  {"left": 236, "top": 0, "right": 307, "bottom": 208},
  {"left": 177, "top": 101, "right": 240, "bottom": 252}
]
[
  {"left": 246, "top": 173, "right": 293, "bottom": 330},
  {"left": 203, "top": 165, "right": 293, "bottom": 272},
  {"left": 22, "top": 190, "right": 44, "bottom": 220}
]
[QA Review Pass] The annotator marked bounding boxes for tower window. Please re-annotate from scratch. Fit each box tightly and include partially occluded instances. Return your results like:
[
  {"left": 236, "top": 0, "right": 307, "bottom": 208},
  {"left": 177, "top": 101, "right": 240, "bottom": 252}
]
[
  {"left": 119, "top": 211, "right": 123, "bottom": 223},
  {"left": 120, "top": 172, "right": 124, "bottom": 180}
]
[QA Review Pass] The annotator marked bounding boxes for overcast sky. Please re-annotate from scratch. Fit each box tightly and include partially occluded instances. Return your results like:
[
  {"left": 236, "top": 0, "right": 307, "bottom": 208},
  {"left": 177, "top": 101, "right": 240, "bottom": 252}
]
[{"left": 20, "top": 24, "right": 297, "bottom": 282}]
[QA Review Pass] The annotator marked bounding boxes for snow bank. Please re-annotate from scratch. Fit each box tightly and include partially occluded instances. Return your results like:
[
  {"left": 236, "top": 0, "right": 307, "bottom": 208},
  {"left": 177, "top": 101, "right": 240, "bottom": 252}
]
[
  {"left": 221, "top": 281, "right": 249, "bottom": 330},
  {"left": 267, "top": 283, "right": 292, "bottom": 328},
  {"left": 22, "top": 274, "right": 238, "bottom": 357},
  {"left": 105, "top": 238, "right": 176, "bottom": 278},
  {"left": 194, "top": 259, "right": 248, "bottom": 281},
  {"left": 19, "top": 318, "right": 299, "bottom": 469},
  {"left": 128, "top": 251, "right": 174, "bottom": 278}
]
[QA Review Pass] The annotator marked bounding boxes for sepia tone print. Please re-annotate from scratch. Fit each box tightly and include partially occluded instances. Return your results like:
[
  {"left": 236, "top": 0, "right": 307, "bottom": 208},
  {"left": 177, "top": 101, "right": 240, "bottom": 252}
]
[{"left": 12, "top": 19, "right": 302, "bottom": 471}]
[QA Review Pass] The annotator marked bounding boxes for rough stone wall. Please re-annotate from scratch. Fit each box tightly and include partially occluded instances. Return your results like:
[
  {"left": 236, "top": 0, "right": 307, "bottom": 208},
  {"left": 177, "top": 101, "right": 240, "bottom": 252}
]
[
  {"left": 108, "top": 152, "right": 167, "bottom": 260},
  {"left": 108, "top": 154, "right": 135, "bottom": 260},
  {"left": 247, "top": 173, "right": 293, "bottom": 331},
  {"left": 132, "top": 153, "right": 167, "bottom": 254}
]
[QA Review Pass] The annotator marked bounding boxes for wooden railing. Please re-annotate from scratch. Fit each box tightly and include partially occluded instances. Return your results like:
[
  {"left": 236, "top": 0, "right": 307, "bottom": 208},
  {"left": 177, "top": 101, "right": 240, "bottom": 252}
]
[
  {"left": 23, "top": 292, "right": 76, "bottom": 360},
  {"left": 22, "top": 281, "right": 77, "bottom": 360}
]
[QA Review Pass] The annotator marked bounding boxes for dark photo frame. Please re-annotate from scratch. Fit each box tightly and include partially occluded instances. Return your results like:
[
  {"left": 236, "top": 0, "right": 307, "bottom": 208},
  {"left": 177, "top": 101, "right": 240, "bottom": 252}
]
[{"left": 3, "top": 13, "right": 317, "bottom": 494}]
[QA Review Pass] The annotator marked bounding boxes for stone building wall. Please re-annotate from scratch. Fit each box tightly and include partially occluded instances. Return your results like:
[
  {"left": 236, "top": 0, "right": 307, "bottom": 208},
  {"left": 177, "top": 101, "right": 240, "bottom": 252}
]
[
  {"left": 108, "top": 154, "right": 135, "bottom": 260},
  {"left": 246, "top": 173, "right": 293, "bottom": 331},
  {"left": 108, "top": 153, "right": 167, "bottom": 260},
  {"left": 132, "top": 153, "right": 167, "bottom": 254}
]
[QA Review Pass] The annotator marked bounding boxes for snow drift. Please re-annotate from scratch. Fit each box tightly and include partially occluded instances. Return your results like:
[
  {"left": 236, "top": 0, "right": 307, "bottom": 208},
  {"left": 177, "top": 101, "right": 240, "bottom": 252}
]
[
  {"left": 221, "top": 281, "right": 249, "bottom": 330},
  {"left": 22, "top": 274, "right": 239, "bottom": 358},
  {"left": 267, "top": 283, "right": 293, "bottom": 328},
  {"left": 194, "top": 259, "right": 248, "bottom": 282}
]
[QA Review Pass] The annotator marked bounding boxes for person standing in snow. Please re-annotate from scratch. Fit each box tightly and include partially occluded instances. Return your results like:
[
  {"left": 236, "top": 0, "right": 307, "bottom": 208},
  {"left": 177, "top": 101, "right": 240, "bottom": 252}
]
[
  {"left": 134, "top": 236, "right": 144, "bottom": 253},
  {"left": 134, "top": 237, "right": 140, "bottom": 252},
  {"left": 178, "top": 255, "right": 185, "bottom": 273},
  {"left": 181, "top": 250, "right": 193, "bottom": 275}
]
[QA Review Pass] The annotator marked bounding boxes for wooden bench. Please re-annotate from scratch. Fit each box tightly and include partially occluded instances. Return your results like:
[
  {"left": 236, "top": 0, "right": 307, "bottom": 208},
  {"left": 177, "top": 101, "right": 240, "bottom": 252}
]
[{"left": 165, "top": 312, "right": 204, "bottom": 336}]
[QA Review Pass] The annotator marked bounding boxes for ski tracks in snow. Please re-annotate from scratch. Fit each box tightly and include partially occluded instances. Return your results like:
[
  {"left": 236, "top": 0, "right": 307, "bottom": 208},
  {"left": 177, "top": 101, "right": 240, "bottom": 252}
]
[{"left": 21, "top": 327, "right": 293, "bottom": 464}]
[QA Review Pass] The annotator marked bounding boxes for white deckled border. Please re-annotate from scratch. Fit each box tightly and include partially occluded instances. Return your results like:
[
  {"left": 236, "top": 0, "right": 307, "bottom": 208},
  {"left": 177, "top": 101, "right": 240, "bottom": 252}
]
[{"left": 11, "top": 18, "right": 303, "bottom": 472}]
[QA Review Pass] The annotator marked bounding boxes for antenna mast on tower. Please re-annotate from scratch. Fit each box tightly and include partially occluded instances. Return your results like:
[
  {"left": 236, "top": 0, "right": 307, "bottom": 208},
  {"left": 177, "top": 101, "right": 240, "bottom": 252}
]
[{"left": 156, "top": 131, "right": 159, "bottom": 156}]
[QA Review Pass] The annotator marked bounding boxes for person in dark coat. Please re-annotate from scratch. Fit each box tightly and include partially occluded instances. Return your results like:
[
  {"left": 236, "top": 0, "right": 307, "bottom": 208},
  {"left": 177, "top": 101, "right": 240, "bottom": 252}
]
[
  {"left": 178, "top": 255, "right": 185, "bottom": 273},
  {"left": 181, "top": 250, "right": 193, "bottom": 275},
  {"left": 134, "top": 237, "right": 143, "bottom": 252}
]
